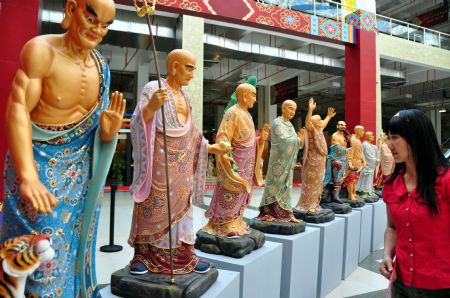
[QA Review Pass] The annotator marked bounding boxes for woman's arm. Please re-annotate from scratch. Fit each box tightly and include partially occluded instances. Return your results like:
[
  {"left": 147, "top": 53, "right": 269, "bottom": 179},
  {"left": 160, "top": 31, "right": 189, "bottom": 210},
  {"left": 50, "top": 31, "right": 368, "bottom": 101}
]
[{"left": 380, "top": 206, "right": 396, "bottom": 279}]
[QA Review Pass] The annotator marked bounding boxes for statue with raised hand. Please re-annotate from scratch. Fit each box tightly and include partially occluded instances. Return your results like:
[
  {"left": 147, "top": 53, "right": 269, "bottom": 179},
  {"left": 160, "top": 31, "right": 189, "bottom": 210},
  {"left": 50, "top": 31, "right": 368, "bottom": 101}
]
[
  {"left": 2, "top": 0, "right": 124, "bottom": 296},
  {"left": 294, "top": 98, "right": 337, "bottom": 222}
]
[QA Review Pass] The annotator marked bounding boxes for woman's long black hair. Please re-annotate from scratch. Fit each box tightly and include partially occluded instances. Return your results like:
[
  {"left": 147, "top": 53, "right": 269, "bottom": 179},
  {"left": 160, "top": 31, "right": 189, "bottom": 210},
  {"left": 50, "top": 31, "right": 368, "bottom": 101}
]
[{"left": 386, "top": 109, "right": 449, "bottom": 214}]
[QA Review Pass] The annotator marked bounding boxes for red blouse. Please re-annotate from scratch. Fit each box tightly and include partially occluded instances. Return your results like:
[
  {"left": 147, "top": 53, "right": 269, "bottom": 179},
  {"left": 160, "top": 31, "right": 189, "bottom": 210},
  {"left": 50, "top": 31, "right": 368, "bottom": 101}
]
[{"left": 383, "top": 168, "right": 450, "bottom": 289}]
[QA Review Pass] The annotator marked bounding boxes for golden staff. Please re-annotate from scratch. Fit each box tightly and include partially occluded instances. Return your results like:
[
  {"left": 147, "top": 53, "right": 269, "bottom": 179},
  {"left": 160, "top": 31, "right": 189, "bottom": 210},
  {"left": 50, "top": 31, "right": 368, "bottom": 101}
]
[{"left": 133, "top": 0, "right": 175, "bottom": 284}]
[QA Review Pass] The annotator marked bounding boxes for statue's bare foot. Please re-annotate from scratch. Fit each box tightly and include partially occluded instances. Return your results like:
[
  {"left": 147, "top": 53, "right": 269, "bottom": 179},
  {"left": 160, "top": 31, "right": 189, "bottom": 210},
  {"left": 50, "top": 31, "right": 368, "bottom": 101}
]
[{"left": 289, "top": 216, "right": 300, "bottom": 223}]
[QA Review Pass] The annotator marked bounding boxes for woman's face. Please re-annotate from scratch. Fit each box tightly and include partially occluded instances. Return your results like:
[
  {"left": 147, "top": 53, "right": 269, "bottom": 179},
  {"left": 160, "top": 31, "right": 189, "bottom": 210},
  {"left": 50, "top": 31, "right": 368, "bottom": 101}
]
[{"left": 387, "top": 133, "right": 411, "bottom": 163}]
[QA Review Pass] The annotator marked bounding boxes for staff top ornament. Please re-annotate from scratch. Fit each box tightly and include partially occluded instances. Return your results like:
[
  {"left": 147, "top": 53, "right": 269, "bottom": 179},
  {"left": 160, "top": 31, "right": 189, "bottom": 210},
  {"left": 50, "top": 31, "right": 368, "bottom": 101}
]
[{"left": 134, "top": 0, "right": 156, "bottom": 17}]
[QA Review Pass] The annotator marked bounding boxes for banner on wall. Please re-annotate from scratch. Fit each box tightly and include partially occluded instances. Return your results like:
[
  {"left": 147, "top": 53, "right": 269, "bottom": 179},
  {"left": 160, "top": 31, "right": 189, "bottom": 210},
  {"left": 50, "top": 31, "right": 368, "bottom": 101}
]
[
  {"left": 411, "top": 3, "right": 448, "bottom": 28},
  {"left": 271, "top": 76, "right": 298, "bottom": 105},
  {"left": 342, "top": 0, "right": 356, "bottom": 16}
]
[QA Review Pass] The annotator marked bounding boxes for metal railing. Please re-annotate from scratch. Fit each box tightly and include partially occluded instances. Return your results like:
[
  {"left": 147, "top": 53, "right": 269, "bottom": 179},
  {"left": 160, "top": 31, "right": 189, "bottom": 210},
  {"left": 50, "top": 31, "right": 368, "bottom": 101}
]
[{"left": 255, "top": 0, "right": 450, "bottom": 50}]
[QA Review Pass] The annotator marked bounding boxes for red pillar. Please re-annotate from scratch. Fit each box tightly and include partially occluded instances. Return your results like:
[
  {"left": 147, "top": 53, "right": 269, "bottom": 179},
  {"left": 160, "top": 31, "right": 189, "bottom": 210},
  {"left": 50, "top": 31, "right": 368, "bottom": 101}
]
[
  {"left": 345, "top": 15, "right": 377, "bottom": 134},
  {"left": 0, "top": 0, "right": 40, "bottom": 201}
]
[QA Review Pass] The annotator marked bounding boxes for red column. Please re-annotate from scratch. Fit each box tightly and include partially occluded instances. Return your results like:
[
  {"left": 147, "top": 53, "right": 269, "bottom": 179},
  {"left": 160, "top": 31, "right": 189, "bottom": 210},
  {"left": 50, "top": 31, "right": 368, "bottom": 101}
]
[
  {"left": 0, "top": 0, "right": 40, "bottom": 201},
  {"left": 345, "top": 26, "right": 377, "bottom": 134}
]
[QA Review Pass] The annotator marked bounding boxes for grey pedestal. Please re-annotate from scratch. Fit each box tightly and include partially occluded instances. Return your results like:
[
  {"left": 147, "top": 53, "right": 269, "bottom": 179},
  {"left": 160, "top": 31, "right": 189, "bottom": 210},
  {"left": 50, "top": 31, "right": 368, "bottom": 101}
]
[
  {"left": 100, "top": 269, "right": 240, "bottom": 298},
  {"left": 336, "top": 211, "right": 361, "bottom": 279},
  {"left": 366, "top": 200, "right": 387, "bottom": 252},
  {"left": 201, "top": 269, "right": 240, "bottom": 298},
  {"left": 307, "top": 217, "right": 345, "bottom": 298},
  {"left": 265, "top": 227, "right": 321, "bottom": 298},
  {"left": 196, "top": 241, "right": 282, "bottom": 298},
  {"left": 353, "top": 204, "right": 374, "bottom": 263}
]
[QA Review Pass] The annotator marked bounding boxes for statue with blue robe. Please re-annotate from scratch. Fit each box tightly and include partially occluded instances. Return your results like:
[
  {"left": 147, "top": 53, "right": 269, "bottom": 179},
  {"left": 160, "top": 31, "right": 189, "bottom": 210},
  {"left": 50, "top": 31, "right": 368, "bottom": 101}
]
[{"left": 1, "top": 0, "right": 125, "bottom": 296}]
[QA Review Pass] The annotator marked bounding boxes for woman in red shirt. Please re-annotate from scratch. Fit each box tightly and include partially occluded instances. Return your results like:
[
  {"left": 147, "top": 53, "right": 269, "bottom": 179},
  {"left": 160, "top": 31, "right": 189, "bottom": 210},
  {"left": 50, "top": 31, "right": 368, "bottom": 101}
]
[{"left": 380, "top": 109, "right": 450, "bottom": 297}]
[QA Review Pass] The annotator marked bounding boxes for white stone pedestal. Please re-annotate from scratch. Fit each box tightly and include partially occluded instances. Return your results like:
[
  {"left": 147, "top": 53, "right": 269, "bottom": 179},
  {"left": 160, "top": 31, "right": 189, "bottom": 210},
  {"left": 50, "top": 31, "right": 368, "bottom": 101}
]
[
  {"left": 265, "top": 227, "right": 321, "bottom": 298},
  {"left": 367, "top": 200, "right": 387, "bottom": 252},
  {"left": 336, "top": 211, "right": 361, "bottom": 279},
  {"left": 353, "top": 204, "right": 374, "bottom": 262},
  {"left": 307, "top": 217, "right": 345, "bottom": 298},
  {"left": 196, "top": 241, "right": 282, "bottom": 298}
]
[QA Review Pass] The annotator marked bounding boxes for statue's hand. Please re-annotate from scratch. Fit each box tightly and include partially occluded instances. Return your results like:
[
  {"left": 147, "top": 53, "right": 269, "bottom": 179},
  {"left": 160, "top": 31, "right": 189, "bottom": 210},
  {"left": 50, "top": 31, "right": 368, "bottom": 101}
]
[
  {"left": 308, "top": 98, "right": 316, "bottom": 110},
  {"left": 297, "top": 128, "right": 305, "bottom": 140},
  {"left": 208, "top": 143, "right": 232, "bottom": 155},
  {"left": 100, "top": 91, "right": 126, "bottom": 139},
  {"left": 19, "top": 177, "right": 59, "bottom": 214},
  {"left": 261, "top": 123, "right": 270, "bottom": 141},
  {"left": 146, "top": 88, "right": 168, "bottom": 114},
  {"left": 327, "top": 107, "right": 336, "bottom": 118}
]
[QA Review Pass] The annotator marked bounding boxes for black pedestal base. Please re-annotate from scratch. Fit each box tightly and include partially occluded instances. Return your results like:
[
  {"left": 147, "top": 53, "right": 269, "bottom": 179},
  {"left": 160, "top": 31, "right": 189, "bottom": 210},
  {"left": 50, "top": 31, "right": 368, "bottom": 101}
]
[
  {"left": 341, "top": 198, "right": 366, "bottom": 208},
  {"left": 195, "top": 228, "right": 265, "bottom": 258},
  {"left": 111, "top": 265, "right": 218, "bottom": 298},
  {"left": 249, "top": 218, "right": 305, "bottom": 235},
  {"left": 293, "top": 208, "right": 335, "bottom": 223},
  {"left": 320, "top": 202, "right": 352, "bottom": 214},
  {"left": 100, "top": 244, "right": 123, "bottom": 253}
]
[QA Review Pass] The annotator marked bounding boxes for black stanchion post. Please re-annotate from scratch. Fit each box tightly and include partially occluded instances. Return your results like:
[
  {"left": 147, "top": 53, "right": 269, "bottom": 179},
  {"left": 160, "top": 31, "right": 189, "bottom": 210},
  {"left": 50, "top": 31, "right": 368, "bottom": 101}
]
[{"left": 100, "top": 184, "right": 123, "bottom": 252}]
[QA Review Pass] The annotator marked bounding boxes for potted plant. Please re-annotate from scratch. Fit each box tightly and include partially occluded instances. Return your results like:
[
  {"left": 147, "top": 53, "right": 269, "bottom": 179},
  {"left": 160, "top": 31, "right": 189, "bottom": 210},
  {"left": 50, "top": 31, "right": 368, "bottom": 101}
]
[{"left": 111, "top": 151, "right": 126, "bottom": 186}]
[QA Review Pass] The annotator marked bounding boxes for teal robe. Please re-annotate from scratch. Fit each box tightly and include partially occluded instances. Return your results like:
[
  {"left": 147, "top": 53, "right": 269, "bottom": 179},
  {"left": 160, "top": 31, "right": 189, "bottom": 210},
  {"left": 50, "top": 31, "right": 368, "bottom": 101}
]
[{"left": 260, "top": 117, "right": 301, "bottom": 211}]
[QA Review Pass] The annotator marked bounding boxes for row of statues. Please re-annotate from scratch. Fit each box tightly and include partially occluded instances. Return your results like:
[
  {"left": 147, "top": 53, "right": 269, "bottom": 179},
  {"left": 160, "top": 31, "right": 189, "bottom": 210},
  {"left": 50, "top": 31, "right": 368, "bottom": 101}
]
[{"left": 1, "top": 0, "right": 395, "bottom": 296}]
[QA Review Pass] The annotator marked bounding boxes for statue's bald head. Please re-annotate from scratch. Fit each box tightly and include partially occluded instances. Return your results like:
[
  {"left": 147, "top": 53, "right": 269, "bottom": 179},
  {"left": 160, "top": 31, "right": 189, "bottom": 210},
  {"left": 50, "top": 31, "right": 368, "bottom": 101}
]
[
  {"left": 236, "top": 83, "right": 257, "bottom": 109},
  {"left": 364, "top": 131, "right": 374, "bottom": 142},
  {"left": 282, "top": 99, "right": 296, "bottom": 110},
  {"left": 311, "top": 115, "right": 323, "bottom": 128},
  {"left": 236, "top": 83, "right": 255, "bottom": 102},
  {"left": 166, "top": 49, "right": 196, "bottom": 86},
  {"left": 354, "top": 125, "right": 365, "bottom": 137},
  {"left": 166, "top": 49, "right": 196, "bottom": 70}
]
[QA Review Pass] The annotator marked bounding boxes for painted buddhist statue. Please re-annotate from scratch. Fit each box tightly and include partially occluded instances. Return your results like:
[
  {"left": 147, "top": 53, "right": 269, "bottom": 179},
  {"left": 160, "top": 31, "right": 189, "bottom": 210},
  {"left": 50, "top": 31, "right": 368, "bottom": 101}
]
[
  {"left": 258, "top": 100, "right": 303, "bottom": 223},
  {"left": 342, "top": 125, "right": 366, "bottom": 200},
  {"left": 203, "top": 83, "right": 269, "bottom": 238},
  {"left": 356, "top": 131, "right": 379, "bottom": 198},
  {"left": 128, "top": 49, "right": 229, "bottom": 275},
  {"left": 2, "top": 0, "right": 124, "bottom": 296},
  {"left": 295, "top": 98, "right": 335, "bottom": 212},
  {"left": 322, "top": 120, "right": 352, "bottom": 202}
]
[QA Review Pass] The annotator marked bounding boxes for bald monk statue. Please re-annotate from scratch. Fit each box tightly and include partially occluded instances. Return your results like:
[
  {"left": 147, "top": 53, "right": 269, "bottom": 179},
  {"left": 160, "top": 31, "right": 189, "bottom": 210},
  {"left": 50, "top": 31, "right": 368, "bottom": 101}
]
[
  {"left": 356, "top": 131, "right": 379, "bottom": 201},
  {"left": 322, "top": 121, "right": 351, "bottom": 201},
  {"left": 342, "top": 125, "right": 366, "bottom": 200},
  {"left": 295, "top": 98, "right": 335, "bottom": 212},
  {"left": 128, "top": 49, "right": 229, "bottom": 275},
  {"left": 257, "top": 100, "right": 303, "bottom": 223},
  {"left": 320, "top": 120, "right": 355, "bottom": 213},
  {"left": 374, "top": 132, "right": 394, "bottom": 189},
  {"left": 203, "top": 83, "right": 269, "bottom": 238},
  {"left": 2, "top": 0, "right": 125, "bottom": 296}
]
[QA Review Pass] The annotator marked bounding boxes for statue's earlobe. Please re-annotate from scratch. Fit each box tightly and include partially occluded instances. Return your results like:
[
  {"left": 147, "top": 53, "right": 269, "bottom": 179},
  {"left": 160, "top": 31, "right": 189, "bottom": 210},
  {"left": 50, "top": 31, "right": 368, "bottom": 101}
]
[{"left": 61, "top": 0, "right": 77, "bottom": 30}]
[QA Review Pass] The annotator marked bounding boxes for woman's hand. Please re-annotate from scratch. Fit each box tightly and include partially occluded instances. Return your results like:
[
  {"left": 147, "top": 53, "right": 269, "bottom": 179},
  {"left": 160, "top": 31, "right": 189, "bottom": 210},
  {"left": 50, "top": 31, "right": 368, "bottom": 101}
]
[{"left": 379, "top": 256, "right": 394, "bottom": 280}]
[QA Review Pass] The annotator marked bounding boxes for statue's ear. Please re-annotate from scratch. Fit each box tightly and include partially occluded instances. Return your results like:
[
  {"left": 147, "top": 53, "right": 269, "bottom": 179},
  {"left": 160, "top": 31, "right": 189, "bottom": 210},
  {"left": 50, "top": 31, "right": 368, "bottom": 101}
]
[
  {"left": 170, "top": 61, "right": 179, "bottom": 76},
  {"left": 61, "top": 0, "right": 78, "bottom": 30}
]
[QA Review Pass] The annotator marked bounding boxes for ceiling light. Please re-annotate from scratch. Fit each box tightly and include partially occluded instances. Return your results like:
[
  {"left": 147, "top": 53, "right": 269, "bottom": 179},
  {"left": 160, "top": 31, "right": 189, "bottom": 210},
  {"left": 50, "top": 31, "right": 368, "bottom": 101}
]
[{"left": 438, "top": 109, "right": 446, "bottom": 113}]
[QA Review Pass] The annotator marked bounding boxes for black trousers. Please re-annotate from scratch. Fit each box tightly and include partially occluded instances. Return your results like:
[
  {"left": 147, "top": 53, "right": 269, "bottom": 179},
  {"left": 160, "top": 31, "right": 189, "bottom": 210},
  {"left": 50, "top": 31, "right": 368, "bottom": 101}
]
[{"left": 392, "top": 279, "right": 450, "bottom": 298}]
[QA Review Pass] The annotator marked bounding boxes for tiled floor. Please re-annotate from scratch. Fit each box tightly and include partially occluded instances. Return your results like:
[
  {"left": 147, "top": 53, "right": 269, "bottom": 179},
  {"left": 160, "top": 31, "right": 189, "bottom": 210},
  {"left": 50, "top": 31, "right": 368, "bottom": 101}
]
[{"left": 95, "top": 187, "right": 389, "bottom": 297}]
